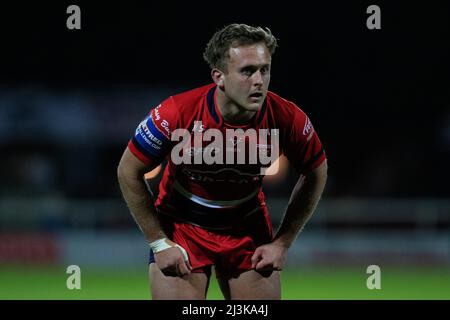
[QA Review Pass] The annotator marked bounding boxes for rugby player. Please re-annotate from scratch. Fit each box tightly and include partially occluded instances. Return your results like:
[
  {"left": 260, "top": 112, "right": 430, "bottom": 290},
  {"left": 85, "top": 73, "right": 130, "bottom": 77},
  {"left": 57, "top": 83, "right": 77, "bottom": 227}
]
[{"left": 118, "top": 23, "right": 327, "bottom": 299}]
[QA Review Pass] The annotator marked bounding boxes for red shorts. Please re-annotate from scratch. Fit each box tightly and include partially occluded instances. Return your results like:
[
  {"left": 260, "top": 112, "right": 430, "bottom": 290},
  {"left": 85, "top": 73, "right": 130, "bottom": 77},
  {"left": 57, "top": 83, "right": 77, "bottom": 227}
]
[{"left": 151, "top": 207, "right": 273, "bottom": 279}]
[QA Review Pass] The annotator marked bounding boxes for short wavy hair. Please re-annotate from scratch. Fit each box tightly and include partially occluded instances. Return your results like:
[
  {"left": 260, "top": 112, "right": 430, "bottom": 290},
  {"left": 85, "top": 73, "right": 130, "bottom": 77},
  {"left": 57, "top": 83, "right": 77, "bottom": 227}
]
[{"left": 203, "top": 23, "right": 278, "bottom": 71}]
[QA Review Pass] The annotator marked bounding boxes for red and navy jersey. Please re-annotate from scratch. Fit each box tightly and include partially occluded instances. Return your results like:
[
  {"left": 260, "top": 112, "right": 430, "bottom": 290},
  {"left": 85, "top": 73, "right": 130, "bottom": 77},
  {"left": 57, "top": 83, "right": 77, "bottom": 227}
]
[{"left": 128, "top": 84, "right": 326, "bottom": 229}]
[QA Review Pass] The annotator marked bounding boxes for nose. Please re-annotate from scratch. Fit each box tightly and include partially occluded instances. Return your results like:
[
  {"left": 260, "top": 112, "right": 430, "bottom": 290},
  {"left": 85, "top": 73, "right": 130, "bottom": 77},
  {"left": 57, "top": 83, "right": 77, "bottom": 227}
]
[{"left": 252, "top": 70, "right": 263, "bottom": 87}]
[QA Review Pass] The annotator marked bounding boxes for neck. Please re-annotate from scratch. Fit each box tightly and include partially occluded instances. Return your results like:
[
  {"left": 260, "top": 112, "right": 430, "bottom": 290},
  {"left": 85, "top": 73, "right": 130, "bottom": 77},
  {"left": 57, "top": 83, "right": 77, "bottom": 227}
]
[{"left": 215, "top": 88, "right": 257, "bottom": 125}]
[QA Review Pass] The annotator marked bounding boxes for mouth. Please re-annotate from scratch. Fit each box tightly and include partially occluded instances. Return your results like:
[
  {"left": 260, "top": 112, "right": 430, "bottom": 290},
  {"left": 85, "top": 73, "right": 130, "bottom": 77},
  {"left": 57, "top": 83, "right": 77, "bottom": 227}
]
[{"left": 249, "top": 92, "right": 263, "bottom": 100}]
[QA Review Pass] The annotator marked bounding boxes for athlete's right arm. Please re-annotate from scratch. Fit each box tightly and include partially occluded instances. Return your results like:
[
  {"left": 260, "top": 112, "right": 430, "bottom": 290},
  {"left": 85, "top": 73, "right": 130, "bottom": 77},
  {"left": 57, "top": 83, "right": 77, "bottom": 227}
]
[{"left": 117, "top": 98, "right": 191, "bottom": 276}]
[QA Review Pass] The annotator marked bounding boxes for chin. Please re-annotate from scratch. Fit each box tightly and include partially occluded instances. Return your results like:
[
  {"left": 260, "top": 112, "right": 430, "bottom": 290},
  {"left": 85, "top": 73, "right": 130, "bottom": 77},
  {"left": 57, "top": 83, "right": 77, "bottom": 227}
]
[{"left": 243, "top": 102, "right": 262, "bottom": 112}]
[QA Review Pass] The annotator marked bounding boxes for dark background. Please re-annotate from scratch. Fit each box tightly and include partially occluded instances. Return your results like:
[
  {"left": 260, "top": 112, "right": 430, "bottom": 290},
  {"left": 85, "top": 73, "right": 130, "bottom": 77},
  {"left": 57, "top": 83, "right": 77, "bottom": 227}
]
[{"left": 1, "top": 1, "right": 449, "bottom": 199}]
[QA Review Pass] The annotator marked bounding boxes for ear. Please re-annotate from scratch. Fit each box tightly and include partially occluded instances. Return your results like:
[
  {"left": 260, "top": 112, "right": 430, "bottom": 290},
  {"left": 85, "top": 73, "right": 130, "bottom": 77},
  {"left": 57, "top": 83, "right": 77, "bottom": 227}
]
[{"left": 211, "top": 68, "right": 225, "bottom": 89}]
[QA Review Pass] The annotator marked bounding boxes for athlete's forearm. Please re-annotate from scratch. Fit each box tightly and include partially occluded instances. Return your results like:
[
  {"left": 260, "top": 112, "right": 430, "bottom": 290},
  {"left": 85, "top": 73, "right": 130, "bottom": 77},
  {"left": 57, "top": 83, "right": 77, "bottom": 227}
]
[
  {"left": 117, "top": 167, "right": 166, "bottom": 243},
  {"left": 273, "top": 161, "right": 327, "bottom": 248}
]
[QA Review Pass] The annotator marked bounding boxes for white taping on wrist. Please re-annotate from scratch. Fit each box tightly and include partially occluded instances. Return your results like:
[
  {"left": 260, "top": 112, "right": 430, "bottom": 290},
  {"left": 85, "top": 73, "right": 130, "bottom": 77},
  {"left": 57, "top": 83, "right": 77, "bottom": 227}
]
[{"left": 149, "top": 238, "right": 189, "bottom": 262}]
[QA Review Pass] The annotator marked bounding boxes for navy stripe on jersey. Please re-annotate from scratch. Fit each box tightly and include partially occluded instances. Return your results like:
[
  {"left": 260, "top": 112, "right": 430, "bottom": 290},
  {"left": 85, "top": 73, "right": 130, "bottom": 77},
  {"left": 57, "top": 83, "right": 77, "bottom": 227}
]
[
  {"left": 165, "top": 186, "right": 261, "bottom": 229},
  {"left": 133, "top": 115, "right": 170, "bottom": 159},
  {"left": 302, "top": 147, "right": 325, "bottom": 169},
  {"left": 207, "top": 86, "right": 220, "bottom": 123},
  {"left": 257, "top": 100, "right": 267, "bottom": 124}
]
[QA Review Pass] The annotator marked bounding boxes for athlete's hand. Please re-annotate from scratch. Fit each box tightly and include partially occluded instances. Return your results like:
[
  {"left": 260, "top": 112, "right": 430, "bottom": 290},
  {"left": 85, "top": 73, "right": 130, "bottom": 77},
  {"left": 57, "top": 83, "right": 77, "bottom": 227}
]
[
  {"left": 153, "top": 240, "right": 192, "bottom": 277},
  {"left": 251, "top": 242, "right": 288, "bottom": 272}
]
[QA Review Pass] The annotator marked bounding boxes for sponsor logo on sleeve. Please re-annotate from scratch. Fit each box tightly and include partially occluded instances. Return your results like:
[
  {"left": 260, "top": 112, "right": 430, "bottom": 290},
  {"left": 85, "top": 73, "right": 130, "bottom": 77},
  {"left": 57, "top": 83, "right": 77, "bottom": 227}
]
[
  {"left": 303, "top": 117, "right": 314, "bottom": 136},
  {"left": 134, "top": 114, "right": 170, "bottom": 158},
  {"left": 151, "top": 106, "right": 171, "bottom": 138},
  {"left": 153, "top": 104, "right": 161, "bottom": 120},
  {"left": 137, "top": 118, "right": 163, "bottom": 148}
]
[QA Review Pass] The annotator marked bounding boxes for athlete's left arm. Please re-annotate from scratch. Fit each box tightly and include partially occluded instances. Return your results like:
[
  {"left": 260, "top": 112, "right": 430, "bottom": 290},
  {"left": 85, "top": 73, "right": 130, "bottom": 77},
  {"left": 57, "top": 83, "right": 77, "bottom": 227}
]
[
  {"left": 274, "top": 159, "right": 327, "bottom": 246},
  {"left": 251, "top": 160, "right": 327, "bottom": 271}
]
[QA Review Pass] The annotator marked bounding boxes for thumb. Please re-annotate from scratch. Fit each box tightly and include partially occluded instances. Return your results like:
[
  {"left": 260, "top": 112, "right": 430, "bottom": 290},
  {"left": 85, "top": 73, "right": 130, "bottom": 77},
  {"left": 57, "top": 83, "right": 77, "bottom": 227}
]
[
  {"left": 175, "top": 244, "right": 190, "bottom": 262},
  {"left": 251, "top": 248, "right": 263, "bottom": 268},
  {"left": 175, "top": 244, "right": 192, "bottom": 271}
]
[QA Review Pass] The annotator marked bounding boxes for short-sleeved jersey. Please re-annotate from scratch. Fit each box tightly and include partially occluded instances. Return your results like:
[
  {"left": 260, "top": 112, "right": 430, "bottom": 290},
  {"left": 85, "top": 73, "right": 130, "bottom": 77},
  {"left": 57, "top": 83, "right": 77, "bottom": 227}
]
[{"left": 128, "top": 84, "right": 326, "bottom": 229}]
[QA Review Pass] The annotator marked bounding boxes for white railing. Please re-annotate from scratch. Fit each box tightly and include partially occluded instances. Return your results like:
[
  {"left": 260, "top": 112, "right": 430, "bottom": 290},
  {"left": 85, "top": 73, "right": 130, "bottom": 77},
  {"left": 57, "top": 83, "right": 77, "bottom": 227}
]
[
  {"left": 0, "top": 197, "right": 449, "bottom": 266},
  {"left": 1, "top": 197, "right": 449, "bottom": 230}
]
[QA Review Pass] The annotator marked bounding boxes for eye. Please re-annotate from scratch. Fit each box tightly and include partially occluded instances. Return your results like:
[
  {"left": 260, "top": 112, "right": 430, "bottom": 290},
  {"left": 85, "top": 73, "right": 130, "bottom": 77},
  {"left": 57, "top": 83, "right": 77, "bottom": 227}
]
[
  {"left": 241, "top": 69, "right": 254, "bottom": 76},
  {"left": 260, "top": 66, "right": 270, "bottom": 74}
]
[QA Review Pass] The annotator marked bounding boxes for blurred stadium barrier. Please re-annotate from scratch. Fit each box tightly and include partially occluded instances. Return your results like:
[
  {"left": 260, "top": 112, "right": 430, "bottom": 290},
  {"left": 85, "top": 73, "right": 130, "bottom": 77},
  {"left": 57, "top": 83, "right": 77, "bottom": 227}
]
[{"left": 1, "top": 197, "right": 448, "bottom": 267}]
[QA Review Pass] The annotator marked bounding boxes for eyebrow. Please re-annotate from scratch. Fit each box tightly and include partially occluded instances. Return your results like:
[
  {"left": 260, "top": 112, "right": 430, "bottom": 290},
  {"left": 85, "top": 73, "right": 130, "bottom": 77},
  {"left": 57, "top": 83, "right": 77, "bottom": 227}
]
[{"left": 240, "top": 63, "right": 270, "bottom": 70}]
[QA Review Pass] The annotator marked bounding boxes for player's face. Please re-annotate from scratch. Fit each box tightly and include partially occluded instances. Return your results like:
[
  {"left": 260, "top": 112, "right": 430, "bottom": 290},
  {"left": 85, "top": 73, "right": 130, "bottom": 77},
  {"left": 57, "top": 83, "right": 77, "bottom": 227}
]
[{"left": 222, "top": 43, "right": 271, "bottom": 112}]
